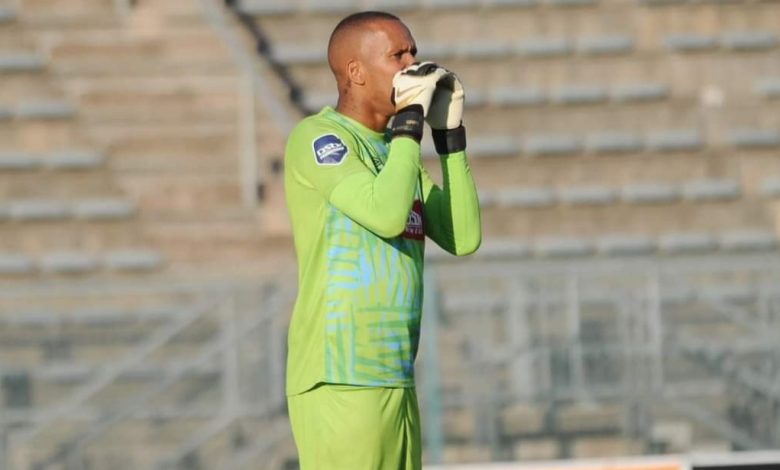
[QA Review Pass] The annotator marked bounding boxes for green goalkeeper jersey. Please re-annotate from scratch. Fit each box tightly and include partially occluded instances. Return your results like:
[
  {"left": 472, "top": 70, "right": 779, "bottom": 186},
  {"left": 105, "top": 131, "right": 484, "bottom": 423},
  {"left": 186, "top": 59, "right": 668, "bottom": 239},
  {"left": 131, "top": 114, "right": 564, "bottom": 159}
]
[{"left": 284, "top": 106, "right": 481, "bottom": 396}]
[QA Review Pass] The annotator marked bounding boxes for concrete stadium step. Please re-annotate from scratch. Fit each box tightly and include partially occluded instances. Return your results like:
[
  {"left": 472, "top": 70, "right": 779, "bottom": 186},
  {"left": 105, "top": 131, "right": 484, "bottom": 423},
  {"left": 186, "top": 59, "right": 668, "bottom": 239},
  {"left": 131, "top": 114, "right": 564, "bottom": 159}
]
[
  {"left": 116, "top": 172, "right": 243, "bottom": 216},
  {"left": 571, "top": 435, "right": 644, "bottom": 458},
  {"left": 0, "top": 73, "right": 63, "bottom": 102},
  {"left": 0, "top": 172, "right": 121, "bottom": 198},
  {"left": 17, "top": 0, "right": 119, "bottom": 27},
  {"left": 2, "top": 119, "right": 91, "bottom": 152},
  {"left": 512, "top": 438, "right": 561, "bottom": 460},
  {"left": 0, "top": 220, "right": 142, "bottom": 251}
]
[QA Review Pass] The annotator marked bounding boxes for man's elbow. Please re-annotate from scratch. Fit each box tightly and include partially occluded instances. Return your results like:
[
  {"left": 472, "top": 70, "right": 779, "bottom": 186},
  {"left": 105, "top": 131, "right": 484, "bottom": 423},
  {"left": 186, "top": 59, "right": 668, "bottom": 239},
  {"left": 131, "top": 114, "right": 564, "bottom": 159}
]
[
  {"left": 453, "top": 232, "right": 481, "bottom": 256},
  {"left": 373, "top": 212, "right": 409, "bottom": 239}
]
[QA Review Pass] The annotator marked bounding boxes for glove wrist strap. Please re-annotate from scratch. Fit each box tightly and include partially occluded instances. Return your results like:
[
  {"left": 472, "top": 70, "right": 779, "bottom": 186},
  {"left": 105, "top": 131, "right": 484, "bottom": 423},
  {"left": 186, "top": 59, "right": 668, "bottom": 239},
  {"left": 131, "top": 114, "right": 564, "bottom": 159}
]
[
  {"left": 391, "top": 105, "right": 425, "bottom": 143},
  {"left": 432, "top": 125, "right": 467, "bottom": 154}
]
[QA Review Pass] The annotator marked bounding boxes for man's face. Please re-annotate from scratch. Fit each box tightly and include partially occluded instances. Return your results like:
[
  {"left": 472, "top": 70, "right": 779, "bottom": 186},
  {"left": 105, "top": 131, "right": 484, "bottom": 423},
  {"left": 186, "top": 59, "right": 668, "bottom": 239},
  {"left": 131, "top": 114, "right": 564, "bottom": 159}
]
[{"left": 360, "top": 20, "right": 418, "bottom": 117}]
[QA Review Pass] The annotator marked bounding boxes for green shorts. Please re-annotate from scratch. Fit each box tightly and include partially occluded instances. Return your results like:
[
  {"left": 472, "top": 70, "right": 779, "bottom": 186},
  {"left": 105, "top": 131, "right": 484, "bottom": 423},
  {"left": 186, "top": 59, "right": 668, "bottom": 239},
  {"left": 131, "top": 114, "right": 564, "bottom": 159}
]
[{"left": 287, "top": 383, "right": 422, "bottom": 470}]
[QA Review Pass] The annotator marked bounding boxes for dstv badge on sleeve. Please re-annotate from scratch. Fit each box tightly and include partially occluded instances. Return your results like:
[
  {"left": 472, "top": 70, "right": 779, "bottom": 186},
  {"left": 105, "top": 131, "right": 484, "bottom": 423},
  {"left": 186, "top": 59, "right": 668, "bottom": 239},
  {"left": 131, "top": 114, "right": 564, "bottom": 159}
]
[{"left": 313, "top": 134, "right": 349, "bottom": 165}]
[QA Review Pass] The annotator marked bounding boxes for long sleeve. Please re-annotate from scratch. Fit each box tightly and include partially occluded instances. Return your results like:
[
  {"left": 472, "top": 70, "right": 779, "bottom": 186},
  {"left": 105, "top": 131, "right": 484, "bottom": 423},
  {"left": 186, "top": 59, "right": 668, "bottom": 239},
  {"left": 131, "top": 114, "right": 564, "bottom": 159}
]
[{"left": 421, "top": 150, "right": 481, "bottom": 255}]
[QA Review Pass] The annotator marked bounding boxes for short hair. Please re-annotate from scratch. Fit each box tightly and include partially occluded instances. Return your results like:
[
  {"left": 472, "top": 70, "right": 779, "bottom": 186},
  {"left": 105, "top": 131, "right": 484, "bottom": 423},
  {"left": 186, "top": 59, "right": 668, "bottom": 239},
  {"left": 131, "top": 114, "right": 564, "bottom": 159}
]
[{"left": 328, "top": 11, "right": 401, "bottom": 49}]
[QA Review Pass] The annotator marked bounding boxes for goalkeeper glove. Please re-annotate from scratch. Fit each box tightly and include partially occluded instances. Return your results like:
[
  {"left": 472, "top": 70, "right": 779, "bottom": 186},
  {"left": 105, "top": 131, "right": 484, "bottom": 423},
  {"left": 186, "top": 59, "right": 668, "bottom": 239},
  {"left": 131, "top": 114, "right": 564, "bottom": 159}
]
[
  {"left": 426, "top": 68, "right": 467, "bottom": 154},
  {"left": 390, "top": 62, "right": 449, "bottom": 142}
]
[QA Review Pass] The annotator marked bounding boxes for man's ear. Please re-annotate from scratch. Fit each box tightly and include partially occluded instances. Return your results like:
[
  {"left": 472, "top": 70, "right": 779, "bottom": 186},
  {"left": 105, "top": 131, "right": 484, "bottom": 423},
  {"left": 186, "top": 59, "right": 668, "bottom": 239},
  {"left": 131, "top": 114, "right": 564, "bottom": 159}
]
[{"left": 347, "top": 60, "right": 365, "bottom": 86}]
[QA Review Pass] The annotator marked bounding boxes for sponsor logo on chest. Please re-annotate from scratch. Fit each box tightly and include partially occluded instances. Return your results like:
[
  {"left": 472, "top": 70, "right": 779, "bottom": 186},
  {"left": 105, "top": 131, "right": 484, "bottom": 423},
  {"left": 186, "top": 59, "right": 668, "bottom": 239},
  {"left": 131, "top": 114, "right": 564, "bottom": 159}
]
[{"left": 403, "top": 200, "right": 425, "bottom": 240}]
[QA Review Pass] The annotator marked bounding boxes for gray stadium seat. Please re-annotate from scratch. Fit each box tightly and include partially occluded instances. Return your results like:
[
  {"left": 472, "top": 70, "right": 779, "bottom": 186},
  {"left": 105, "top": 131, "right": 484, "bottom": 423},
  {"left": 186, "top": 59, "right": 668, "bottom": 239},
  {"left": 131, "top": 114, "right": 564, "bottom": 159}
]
[
  {"left": 16, "top": 101, "right": 76, "bottom": 120},
  {"left": 0, "top": 253, "right": 35, "bottom": 275},
  {"left": 497, "top": 187, "right": 556, "bottom": 208},
  {"left": 597, "top": 234, "right": 657, "bottom": 255},
  {"left": 638, "top": 0, "right": 686, "bottom": 5},
  {"left": 0, "top": 54, "right": 45, "bottom": 73},
  {"left": 523, "top": 135, "right": 581, "bottom": 156},
  {"left": 236, "top": 0, "right": 296, "bottom": 15},
  {"left": 456, "top": 41, "right": 513, "bottom": 59},
  {"left": 558, "top": 185, "right": 617, "bottom": 205},
  {"left": 0, "top": 152, "right": 38, "bottom": 171},
  {"left": 720, "top": 31, "right": 777, "bottom": 51},
  {"left": 367, "top": 0, "right": 420, "bottom": 10},
  {"left": 427, "top": 0, "right": 481, "bottom": 9},
  {"left": 0, "top": 7, "right": 16, "bottom": 23},
  {"left": 621, "top": 182, "right": 679, "bottom": 204},
  {"left": 728, "top": 129, "right": 780, "bottom": 148},
  {"left": 44, "top": 150, "right": 105, "bottom": 170},
  {"left": 271, "top": 44, "right": 326, "bottom": 64},
  {"left": 577, "top": 35, "right": 635, "bottom": 55},
  {"left": 760, "top": 177, "right": 780, "bottom": 197},
  {"left": 40, "top": 252, "right": 99, "bottom": 274},
  {"left": 302, "top": 92, "right": 336, "bottom": 111},
  {"left": 516, "top": 38, "right": 570, "bottom": 57},
  {"left": 484, "top": 0, "right": 539, "bottom": 6},
  {"left": 0, "top": 107, "right": 12, "bottom": 120},
  {"left": 477, "top": 239, "right": 532, "bottom": 258},
  {"left": 73, "top": 199, "right": 136, "bottom": 220},
  {"left": 553, "top": 85, "right": 609, "bottom": 105},
  {"left": 665, "top": 34, "right": 717, "bottom": 52},
  {"left": 547, "top": 0, "right": 598, "bottom": 6},
  {"left": 613, "top": 83, "right": 670, "bottom": 102},
  {"left": 104, "top": 249, "right": 164, "bottom": 272},
  {"left": 478, "top": 190, "right": 499, "bottom": 207},
  {"left": 646, "top": 130, "right": 702, "bottom": 152},
  {"left": 534, "top": 237, "right": 594, "bottom": 257},
  {"left": 416, "top": 42, "right": 456, "bottom": 60},
  {"left": 681, "top": 178, "right": 741, "bottom": 201},
  {"left": 755, "top": 78, "right": 780, "bottom": 99},
  {"left": 718, "top": 230, "right": 777, "bottom": 251},
  {"left": 468, "top": 135, "right": 520, "bottom": 157},
  {"left": 659, "top": 232, "right": 717, "bottom": 253},
  {"left": 585, "top": 131, "right": 643, "bottom": 153},
  {"left": 489, "top": 87, "right": 547, "bottom": 106},
  {"left": 9, "top": 200, "right": 69, "bottom": 221},
  {"left": 464, "top": 89, "right": 488, "bottom": 108},
  {"left": 304, "top": 0, "right": 358, "bottom": 13}
]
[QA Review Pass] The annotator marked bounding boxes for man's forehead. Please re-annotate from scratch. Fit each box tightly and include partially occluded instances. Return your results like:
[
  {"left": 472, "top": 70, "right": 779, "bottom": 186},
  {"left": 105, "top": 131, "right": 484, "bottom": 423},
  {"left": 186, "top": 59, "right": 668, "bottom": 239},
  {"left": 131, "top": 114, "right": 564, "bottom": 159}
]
[{"left": 370, "top": 19, "right": 415, "bottom": 50}]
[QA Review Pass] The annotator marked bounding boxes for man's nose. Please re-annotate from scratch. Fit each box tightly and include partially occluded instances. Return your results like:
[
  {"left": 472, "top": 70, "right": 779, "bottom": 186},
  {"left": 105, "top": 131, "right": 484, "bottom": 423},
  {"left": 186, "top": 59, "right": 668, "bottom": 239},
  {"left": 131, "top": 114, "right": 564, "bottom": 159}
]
[{"left": 401, "top": 53, "right": 416, "bottom": 68}]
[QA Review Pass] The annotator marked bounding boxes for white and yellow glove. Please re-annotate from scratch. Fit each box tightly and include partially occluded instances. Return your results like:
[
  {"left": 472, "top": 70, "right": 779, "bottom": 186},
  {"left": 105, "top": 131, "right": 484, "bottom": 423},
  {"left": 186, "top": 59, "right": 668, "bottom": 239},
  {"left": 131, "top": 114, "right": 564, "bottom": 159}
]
[
  {"left": 391, "top": 62, "right": 449, "bottom": 142},
  {"left": 426, "top": 69, "right": 465, "bottom": 130}
]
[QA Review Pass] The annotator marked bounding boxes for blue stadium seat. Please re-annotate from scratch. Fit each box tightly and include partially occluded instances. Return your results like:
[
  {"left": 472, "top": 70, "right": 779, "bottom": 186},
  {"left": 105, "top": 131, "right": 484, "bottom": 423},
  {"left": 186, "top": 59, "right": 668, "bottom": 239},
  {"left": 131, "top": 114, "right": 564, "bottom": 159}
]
[
  {"left": 612, "top": 82, "right": 670, "bottom": 102},
  {"left": 586, "top": 131, "right": 643, "bottom": 153},
  {"left": 558, "top": 185, "right": 617, "bottom": 205},
  {"left": 729, "top": 129, "right": 780, "bottom": 148},
  {"left": 577, "top": 35, "right": 635, "bottom": 55},
  {"left": 497, "top": 187, "right": 556, "bottom": 208},
  {"left": 44, "top": 151, "right": 105, "bottom": 170},
  {"left": 0, "top": 253, "right": 34, "bottom": 275},
  {"left": 104, "top": 249, "right": 164, "bottom": 272},
  {"left": 665, "top": 34, "right": 717, "bottom": 52},
  {"left": 760, "top": 177, "right": 780, "bottom": 197},
  {"left": 597, "top": 234, "right": 657, "bottom": 255},
  {"left": 720, "top": 31, "right": 777, "bottom": 51},
  {"left": 646, "top": 130, "right": 703, "bottom": 152},
  {"left": 755, "top": 78, "right": 780, "bottom": 99},
  {"left": 73, "top": 199, "right": 136, "bottom": 221},
  {"left": 0, "top": 152, "right": 38, "bottom": 171},
  {"left": 516, "top": 37, "right": 570, "bottom": 57},
  {"left": 681, "top": 178, "right": 741, "bottom": 201},
  {"left": 9, "top": 200, "right": 69, "bottom": 221},
  {"left": 659, "top": 232, "right": 717, "bottom": 253},
  {"left": 523, "top": 134, "right": 581, "bottom": 156},
  {"left": 236, "top": 0, "right": 296, "bottom": 15},
  {"left": 489, "top": 86, "right": 547, "bottom": 106},
  {"left": 534, "top": 237, "right": 595, "bottom": 257},
  {"left": 0, "top": 54, "right": 45, "bottom": 73},
  {"left": 16, "top": 101, "right": 76, "bottom": 120},
  {"left": 621, "top": 182, "right": 679, "bottom": 204},
  {"left": 40, "top": 252, "right": 99, "bottom": 274},
  {"left": 718, "top": 230, "right": 777, "bottom": 251},
  {"left": 553, "top": 85, "right": 609, "bottom": 105}
]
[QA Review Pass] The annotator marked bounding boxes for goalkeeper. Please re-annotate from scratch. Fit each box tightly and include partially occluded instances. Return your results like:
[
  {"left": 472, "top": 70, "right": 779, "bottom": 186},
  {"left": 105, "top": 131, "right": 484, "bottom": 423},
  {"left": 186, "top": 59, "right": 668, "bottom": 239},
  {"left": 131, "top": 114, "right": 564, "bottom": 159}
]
[{"left": 284, "top": 10, "right": 481, "bottom": 470}]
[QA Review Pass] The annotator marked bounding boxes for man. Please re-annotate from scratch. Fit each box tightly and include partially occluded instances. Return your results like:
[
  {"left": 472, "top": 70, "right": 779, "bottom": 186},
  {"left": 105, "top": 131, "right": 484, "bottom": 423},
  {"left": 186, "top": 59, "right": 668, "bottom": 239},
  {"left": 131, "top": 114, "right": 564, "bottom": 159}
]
[{"left": 283, "top": 10, "right": 481, "bottom": 469}]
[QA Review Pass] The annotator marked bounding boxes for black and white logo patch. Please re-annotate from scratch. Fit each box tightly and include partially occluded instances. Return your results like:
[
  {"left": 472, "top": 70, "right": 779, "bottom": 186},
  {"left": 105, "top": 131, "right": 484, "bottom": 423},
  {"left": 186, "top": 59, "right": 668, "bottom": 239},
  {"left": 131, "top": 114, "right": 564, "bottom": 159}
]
[{"left": 312, "top": 134, "right": 349, "bottom": 165}]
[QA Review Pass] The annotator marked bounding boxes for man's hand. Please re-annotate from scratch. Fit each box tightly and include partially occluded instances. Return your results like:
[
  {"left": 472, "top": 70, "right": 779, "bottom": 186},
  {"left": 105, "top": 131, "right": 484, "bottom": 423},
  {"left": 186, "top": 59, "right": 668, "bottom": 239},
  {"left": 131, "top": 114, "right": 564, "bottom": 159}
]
[
  {"left": 392, "top": 62, "right": 449, "bottom": 116},
  {"left": 426, "top": 68, "right": 464, "bottom": 130}
]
